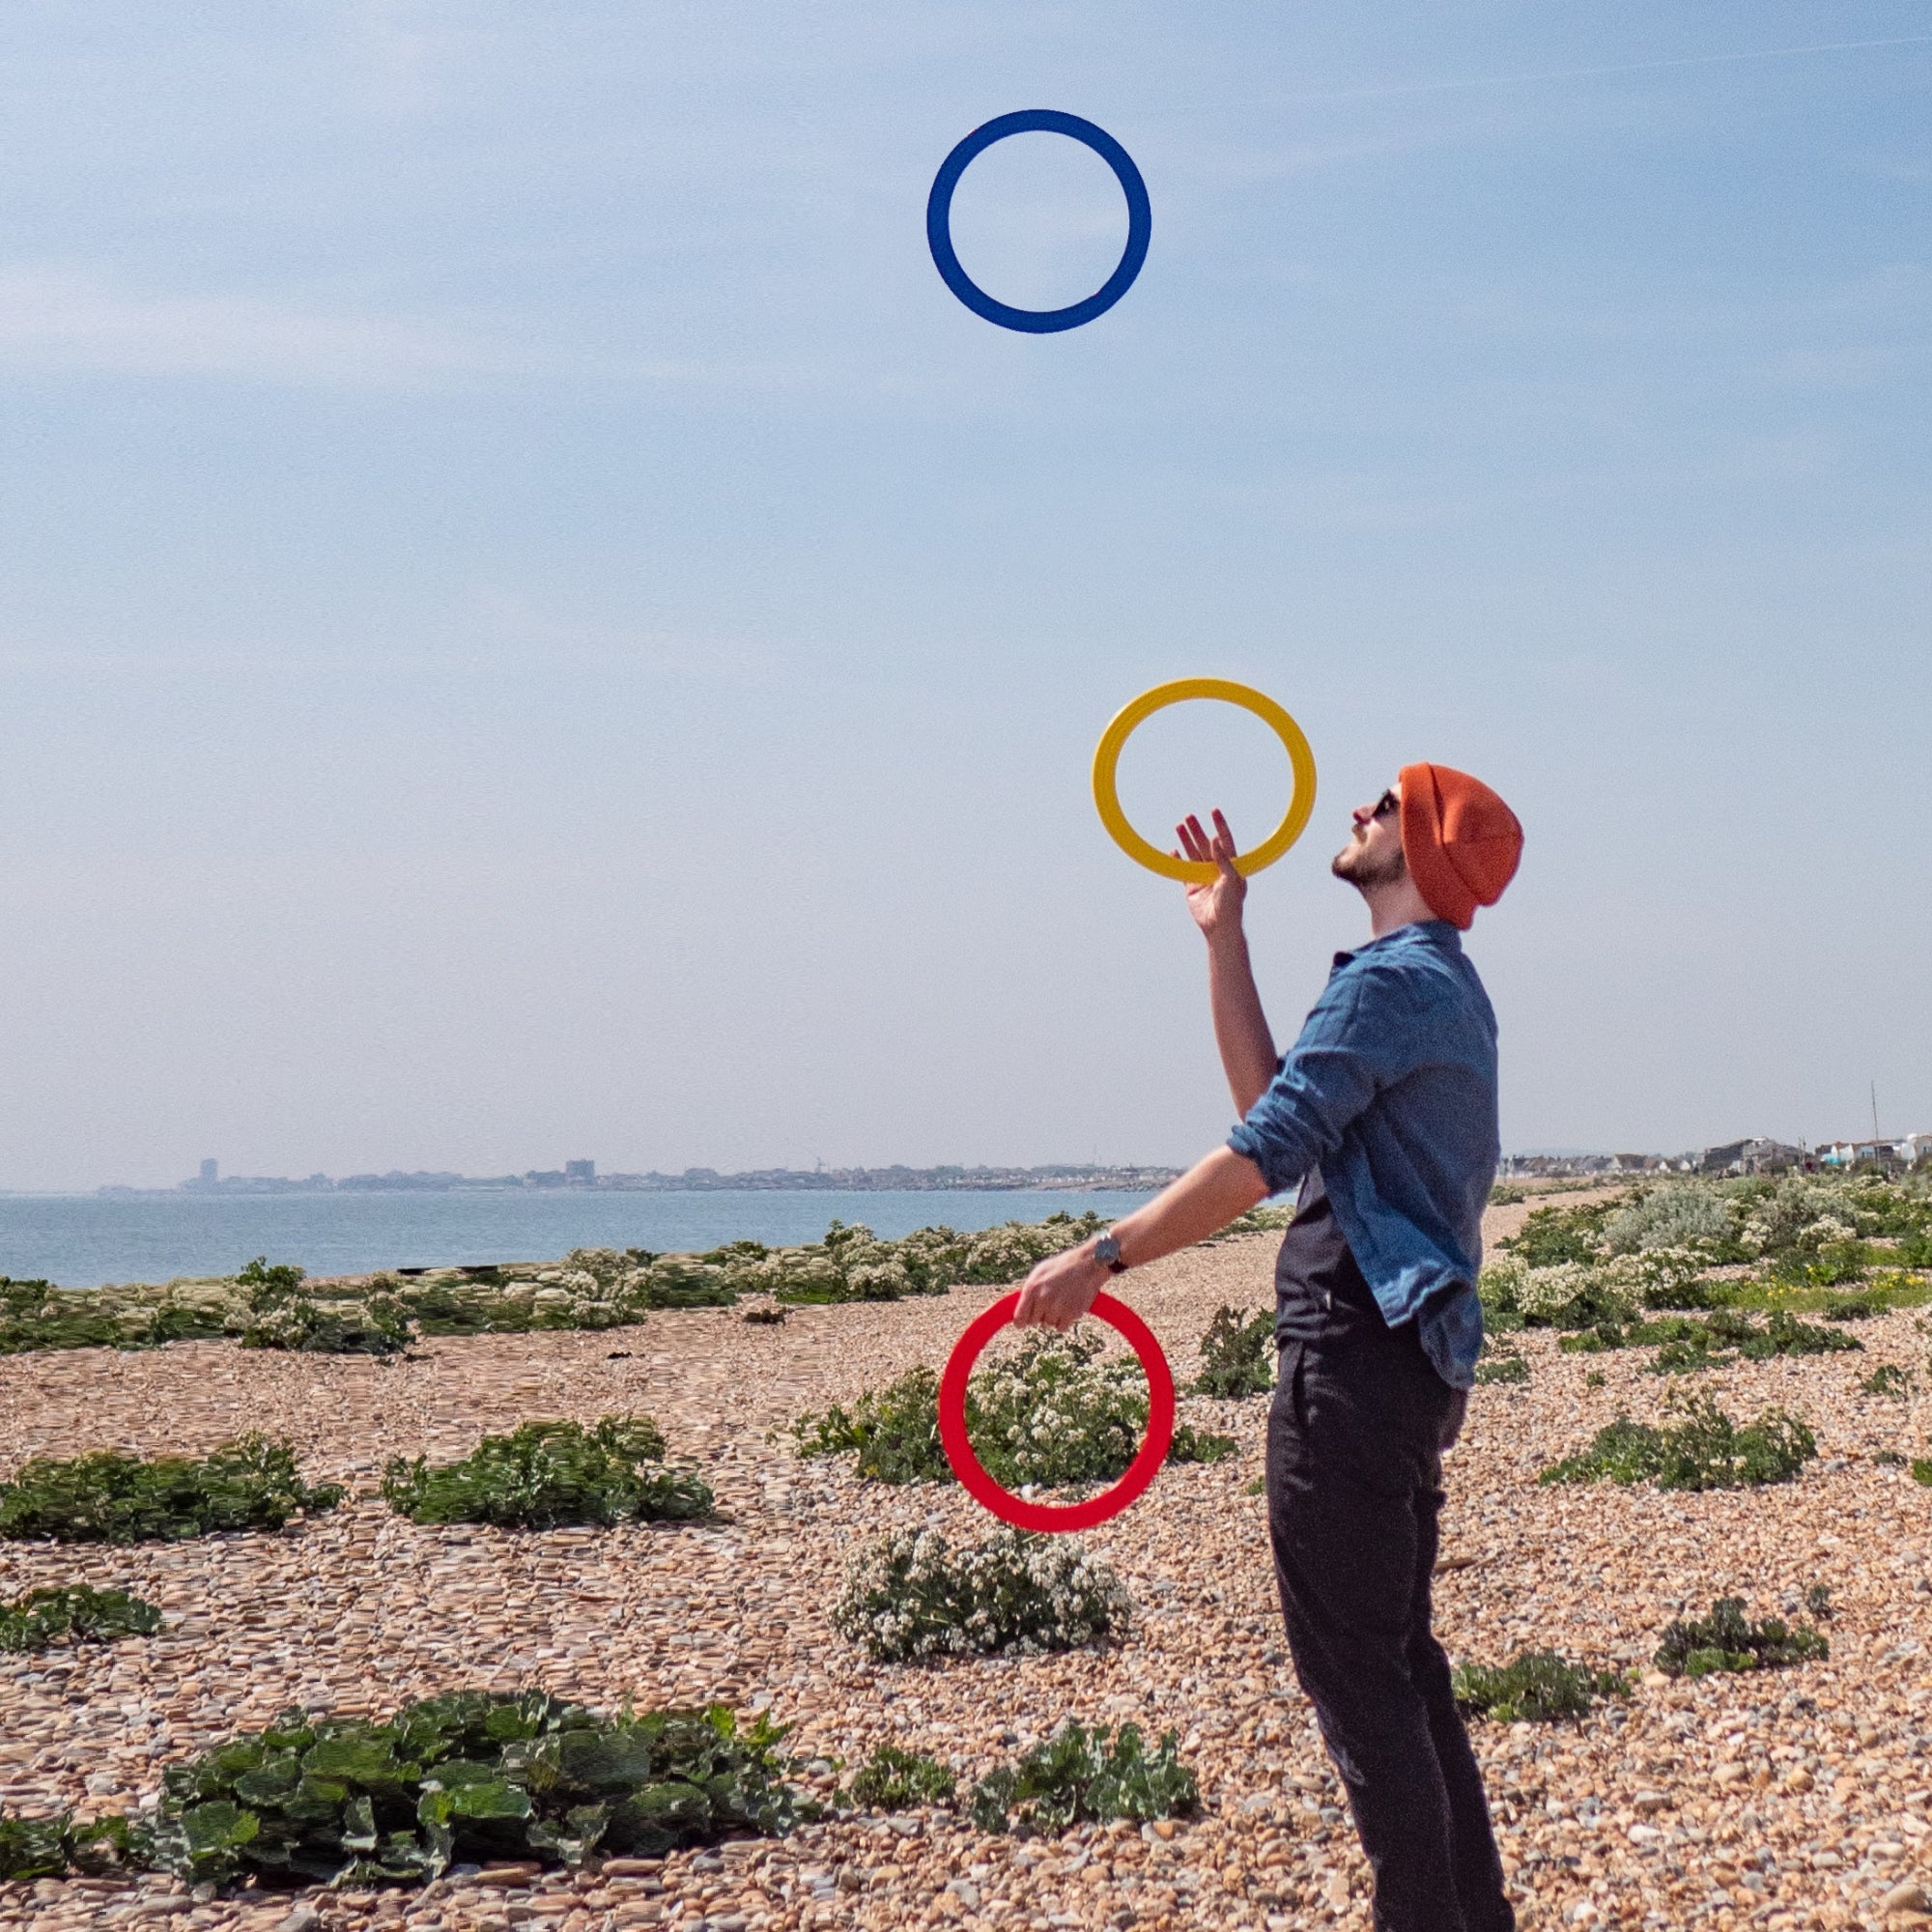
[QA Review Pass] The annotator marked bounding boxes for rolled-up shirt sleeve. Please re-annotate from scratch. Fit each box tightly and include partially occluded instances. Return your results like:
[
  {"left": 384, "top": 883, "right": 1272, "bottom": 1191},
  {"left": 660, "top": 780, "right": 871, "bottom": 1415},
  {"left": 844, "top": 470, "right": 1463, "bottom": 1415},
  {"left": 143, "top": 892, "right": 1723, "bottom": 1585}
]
[{"left": 1226, "top": 964, "right": 1414, "bottom": 1196}]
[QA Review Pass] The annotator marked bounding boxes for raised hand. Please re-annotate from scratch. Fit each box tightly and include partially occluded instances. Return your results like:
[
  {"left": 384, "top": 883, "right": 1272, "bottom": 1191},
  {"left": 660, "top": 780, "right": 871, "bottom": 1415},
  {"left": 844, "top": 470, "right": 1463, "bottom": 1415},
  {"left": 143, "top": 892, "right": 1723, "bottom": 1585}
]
[{"left": 1177, "top": 809, "right": 1246, "bottom": 940}]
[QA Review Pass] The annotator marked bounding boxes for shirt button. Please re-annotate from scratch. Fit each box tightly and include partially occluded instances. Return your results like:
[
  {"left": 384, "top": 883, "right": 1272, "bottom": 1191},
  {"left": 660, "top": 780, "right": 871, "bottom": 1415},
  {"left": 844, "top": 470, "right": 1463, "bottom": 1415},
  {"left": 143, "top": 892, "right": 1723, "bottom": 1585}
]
[{"left": 1323, "top": 1293, "right": 1333, "bottom": 1310}]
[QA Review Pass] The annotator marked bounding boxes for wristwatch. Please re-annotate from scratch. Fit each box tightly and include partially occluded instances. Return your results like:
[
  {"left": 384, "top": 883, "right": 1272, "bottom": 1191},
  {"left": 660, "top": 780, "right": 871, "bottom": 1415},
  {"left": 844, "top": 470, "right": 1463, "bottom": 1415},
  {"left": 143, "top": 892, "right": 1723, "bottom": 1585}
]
[{"left": 1092, "top": 1233, "right": 1129, "bottom": 1275}]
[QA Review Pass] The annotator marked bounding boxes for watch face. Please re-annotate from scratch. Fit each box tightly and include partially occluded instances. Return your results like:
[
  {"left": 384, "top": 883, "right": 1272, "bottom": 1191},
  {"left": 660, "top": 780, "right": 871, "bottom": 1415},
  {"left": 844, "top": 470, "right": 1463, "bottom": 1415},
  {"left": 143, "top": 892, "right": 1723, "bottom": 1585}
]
[{"left": 1094, "top": 1236, "right": 1122, "bottom": 1266}]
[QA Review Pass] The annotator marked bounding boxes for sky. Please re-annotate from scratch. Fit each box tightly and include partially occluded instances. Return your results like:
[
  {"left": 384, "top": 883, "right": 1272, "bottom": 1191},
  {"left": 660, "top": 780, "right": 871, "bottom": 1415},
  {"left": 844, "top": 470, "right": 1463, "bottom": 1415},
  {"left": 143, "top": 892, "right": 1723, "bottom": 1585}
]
[{"left": 0, "top": 1, "right": 1927, "bottom": 1190}]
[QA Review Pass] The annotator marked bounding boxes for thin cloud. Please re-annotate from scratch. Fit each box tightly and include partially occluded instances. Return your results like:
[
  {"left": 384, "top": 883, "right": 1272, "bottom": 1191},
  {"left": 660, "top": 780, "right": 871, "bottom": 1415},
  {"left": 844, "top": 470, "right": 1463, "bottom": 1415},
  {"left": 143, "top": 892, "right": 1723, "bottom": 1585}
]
[
  {"left": 0, "top": 262, "right": 826, "bottom": 393},
  {"left": 0, "top": 263, "right": 527, "bottom": 386},
  {"left": 1282, "top": 32, "right": 1932, "bottom": 105}
]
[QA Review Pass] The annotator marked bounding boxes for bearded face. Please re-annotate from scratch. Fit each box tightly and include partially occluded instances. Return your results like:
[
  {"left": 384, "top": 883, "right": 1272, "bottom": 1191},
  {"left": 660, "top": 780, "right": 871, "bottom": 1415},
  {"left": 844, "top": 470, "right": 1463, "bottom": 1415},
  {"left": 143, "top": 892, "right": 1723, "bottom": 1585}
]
[{"left": 1332, "top": 782, "right": 1408, "bottom": 892}]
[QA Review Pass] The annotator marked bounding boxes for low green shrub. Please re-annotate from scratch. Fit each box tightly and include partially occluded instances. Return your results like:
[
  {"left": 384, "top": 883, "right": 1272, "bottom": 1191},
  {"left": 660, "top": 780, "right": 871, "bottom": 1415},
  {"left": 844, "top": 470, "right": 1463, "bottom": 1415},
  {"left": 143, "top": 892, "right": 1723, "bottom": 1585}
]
[
  {"left": 1501, "top": 1201, "right": 1618, "bottom": 1268},
  {"left": 1191, "top": 1306, "right": 1275, "bottom": 1398},
  {"left": 235, "top": 1258, "right": 413, "bottom": 1356},
  {"left": 1639, "top": 1276, "right": 1725, "bottom": 1312},
  {"left": 1860, "top": 1363, "right": 1913, "bottom": 1397},
  {"left": 788, "top": 1331, "right": 1235, "bottom": 1492},
  {"left": 1647, "top": 1327, "right": 1735, "bottom": 1377},
  {"left": 0, "top": 1811, "right": 149, "bottom": 1880},
  {"left": 1557, "top": 1321, "right": 1626, "bottom": 1354},
  {"left": 848, "top": 1744, "right": 955, "bottom": 1810},
  {"left": 0, "top": 1436, "right": 343, "bottom": 1544},
  {"left": 1911, "top": 1460, "right": 1932, "bottom": 1488},
  {"left": 786, "top": 1368, "right": 948, "bottom": 1483},
  {"left": 1750, "top": 1311, "right": 1862, "bottom": 1357},
  {"left": 832, "top": 1528, "right": 1130, "bottom": 1662},
  {"left": 1653, "top": 1597, "right": 1828, "bottom": 1678},
  {"left": 1452, "top": 1651, "right": 1632, "bottom": 1723},
  {"left": 1644, "top": 1308, "right": 1861, "bottom": 1375},
  {"left": 0, "top": 1583, "right": 162, "bottom": 1652},
  {"left": 236, "top": 1256, "right": 306, "bottom": 1301},
  {"left": 1769, "top": 1239, "right": 1874, "bottom": 1288},
  {"left": 150, "top": 1691, "right": 811, "bottom": 1888},
  {"left": 1823, "top": 1294, "right": 1882, "bottom": 1321},
  {"left": 969, "top": 1722, "right": 1198, "bottom": 1835},
  {"left": 1474, "top": 1340, "right": 1529, "bottom": 1385},
  {"left": 1539, "top": 1392, "right": 1816, "bottom": 1492},
  {"left": 0, "top": 1276, "right": 228, "bottom": 1356},
  {"left": 380, "top": 1418, "right": 711, "bottom": 1530}
]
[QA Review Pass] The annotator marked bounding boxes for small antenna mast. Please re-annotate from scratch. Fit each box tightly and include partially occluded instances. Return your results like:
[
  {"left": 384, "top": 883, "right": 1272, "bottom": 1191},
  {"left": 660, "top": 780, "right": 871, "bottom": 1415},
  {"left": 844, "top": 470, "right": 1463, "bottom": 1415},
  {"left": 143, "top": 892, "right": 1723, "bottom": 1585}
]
[{"left": 1872, "top": 1082, "right": 1881, "bottom": 1142}]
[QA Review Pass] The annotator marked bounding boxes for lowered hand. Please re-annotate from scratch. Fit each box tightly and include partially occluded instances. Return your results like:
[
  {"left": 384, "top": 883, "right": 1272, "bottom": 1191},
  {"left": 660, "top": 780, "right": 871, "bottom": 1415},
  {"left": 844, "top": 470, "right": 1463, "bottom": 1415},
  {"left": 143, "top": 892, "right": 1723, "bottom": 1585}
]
[{"left": 1013, "top": 1242, "right": 1107, "bottom": 1333}]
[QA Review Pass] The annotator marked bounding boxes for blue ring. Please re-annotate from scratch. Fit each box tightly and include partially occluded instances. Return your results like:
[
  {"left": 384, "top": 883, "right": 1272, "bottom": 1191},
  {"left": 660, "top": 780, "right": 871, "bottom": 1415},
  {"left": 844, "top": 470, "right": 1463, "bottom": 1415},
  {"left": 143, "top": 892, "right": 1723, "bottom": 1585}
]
[{"left": 926, "top": 110, "right": 1151, "bottom": 334}]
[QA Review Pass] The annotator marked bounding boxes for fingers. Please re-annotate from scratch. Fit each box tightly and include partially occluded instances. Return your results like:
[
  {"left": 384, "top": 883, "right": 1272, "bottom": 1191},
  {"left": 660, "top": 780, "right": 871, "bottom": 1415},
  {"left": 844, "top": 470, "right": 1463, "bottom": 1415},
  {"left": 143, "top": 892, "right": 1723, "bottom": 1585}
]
[
  {"left": 1207, "top": 810, "right": 1242, "bottom": 882},
  {"left": 1175, "top": 815, "right": 1209, "bottom": 864}
]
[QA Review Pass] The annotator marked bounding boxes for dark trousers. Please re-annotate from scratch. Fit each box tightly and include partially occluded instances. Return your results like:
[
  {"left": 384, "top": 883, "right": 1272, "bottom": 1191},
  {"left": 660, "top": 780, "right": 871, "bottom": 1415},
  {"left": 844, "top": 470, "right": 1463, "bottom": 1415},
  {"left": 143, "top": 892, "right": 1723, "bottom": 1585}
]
[{"left": 1266, "top": 1331, "right": 1513, "bottom": 1932}]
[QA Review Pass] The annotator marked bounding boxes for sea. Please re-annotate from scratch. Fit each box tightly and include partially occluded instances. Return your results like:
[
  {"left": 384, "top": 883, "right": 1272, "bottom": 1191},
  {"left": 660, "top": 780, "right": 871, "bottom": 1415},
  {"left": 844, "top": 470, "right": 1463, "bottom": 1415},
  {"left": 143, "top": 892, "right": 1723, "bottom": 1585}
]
[{"left": 0, "top": 1189, "right": 1158, "bottom": 1291}]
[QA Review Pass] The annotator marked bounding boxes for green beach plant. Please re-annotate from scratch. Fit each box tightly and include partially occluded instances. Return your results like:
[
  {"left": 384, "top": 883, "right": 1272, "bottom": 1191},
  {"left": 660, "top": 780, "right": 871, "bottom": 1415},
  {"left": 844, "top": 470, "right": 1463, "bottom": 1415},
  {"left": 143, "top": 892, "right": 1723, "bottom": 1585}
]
[
  {"left": 0, "top": 1811, "right": 150, "bottom": 1881},
  {"left": 1539, "top": 1391, "right": 1815, "bottom": 1492},
  {"left": 1474, "top": 1338, "right": 1529, "bottom": 1384},
  {"left": 1652, "top": 1598, "right": 1828, "bottom": 1678},
  {"left": 969, "top": 1722, "right": 1198, "bottom": 1835},
  {"left": 0, "top": 1583, "right": 162, "bottom": 1652},
  {"left": 235, "top": 1258, "right": 414, "bottom": 1355},
  {"left": 1191, "top": 1305, "right": 1276, "bottom": 1397},
  {"left": 149, "top": 1690, "right": 811, "bottom": 1889},
  {"left": 1861, "top": 1363, "right": 1913, "bottom": 1397},
  {"left": 380, "top": 1417, "right": 712, "bottom": 1529},
  {"left": 0, "top": 1436, "right": 343, "bottom": 1544},
  {"left": 1452, "top": 1651, "right": 1632, "bottom": 1723},
  {"left": 848, "top": 1744, "right": 956, "bottom": 1810}
]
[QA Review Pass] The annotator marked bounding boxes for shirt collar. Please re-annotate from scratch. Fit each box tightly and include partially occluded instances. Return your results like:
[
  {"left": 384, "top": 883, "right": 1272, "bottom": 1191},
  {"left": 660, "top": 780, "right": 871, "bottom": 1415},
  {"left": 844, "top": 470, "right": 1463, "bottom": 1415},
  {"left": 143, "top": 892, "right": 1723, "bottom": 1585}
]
[{"left": 1330, "top": 920, "right": 1463, "bottom": 973}]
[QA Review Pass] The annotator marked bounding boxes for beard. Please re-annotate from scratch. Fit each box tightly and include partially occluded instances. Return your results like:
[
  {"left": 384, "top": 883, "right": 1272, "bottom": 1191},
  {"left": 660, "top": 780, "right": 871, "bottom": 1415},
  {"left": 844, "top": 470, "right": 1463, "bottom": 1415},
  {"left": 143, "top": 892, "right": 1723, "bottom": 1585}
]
[{"left": 1332, "top": 839, "right": 1407, "bottom": 892}]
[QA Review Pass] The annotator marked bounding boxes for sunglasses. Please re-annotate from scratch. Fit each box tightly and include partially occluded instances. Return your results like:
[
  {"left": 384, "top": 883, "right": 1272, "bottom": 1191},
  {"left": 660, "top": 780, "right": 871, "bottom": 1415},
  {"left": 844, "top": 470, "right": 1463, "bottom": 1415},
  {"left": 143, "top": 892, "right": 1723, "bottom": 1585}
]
[{"left": 1372, "top": 788, "right": 1401, "bottom": 820}]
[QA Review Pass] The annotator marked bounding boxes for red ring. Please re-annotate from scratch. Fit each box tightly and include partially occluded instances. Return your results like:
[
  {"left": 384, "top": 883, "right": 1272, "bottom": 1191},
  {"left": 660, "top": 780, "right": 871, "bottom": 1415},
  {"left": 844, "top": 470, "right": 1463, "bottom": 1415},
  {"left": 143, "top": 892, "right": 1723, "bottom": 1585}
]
[{"left": 937, "top": 1292, "right": 1176, "bottom": 1533}]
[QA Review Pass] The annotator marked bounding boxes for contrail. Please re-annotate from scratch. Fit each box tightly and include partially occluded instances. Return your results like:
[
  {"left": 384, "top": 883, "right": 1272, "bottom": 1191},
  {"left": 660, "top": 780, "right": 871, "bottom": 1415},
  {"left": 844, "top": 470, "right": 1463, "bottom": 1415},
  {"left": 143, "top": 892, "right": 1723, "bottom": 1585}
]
[{"left": 1290, "top": 32, "right": 1932, "bottom": 103}]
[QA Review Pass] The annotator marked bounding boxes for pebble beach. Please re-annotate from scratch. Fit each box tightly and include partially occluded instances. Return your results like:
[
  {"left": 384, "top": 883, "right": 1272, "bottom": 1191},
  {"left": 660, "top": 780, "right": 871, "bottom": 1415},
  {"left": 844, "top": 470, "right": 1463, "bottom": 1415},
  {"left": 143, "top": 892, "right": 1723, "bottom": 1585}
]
[{"left": 4, "top": 1194, "right": 1931, "bottom": 1932}]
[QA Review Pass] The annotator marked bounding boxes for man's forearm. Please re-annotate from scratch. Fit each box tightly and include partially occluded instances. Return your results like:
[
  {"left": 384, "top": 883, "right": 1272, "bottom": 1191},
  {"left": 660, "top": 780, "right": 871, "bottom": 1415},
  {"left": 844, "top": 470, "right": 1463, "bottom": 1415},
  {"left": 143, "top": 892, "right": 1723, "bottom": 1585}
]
[
  {"left": 1011, "top": 1146, "right": 1271, "bottom": 1330},
  {"left": 1109, "top": 1147, "right": 1271, "bottom": 1272},
  {"left": 1207, "top": 930, "right": 1277, "bottom": 1117}
]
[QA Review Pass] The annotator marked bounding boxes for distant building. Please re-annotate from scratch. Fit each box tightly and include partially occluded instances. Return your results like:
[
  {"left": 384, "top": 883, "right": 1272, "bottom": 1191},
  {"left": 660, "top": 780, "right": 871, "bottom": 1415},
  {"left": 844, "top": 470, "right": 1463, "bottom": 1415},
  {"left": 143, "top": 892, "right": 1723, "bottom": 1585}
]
[
  {"left": 564, "top": 1159, "right": 596, "bottom": 1184},
  {"left": 1697, "top": 1139, "right": 1804, "bottom": 1177},
  {"left": 1816, "top": 1137, "right": 1928, "bottom": 1169},
  {"left": 200, "top": 1158, "right": 218, "bottom": 1184}
]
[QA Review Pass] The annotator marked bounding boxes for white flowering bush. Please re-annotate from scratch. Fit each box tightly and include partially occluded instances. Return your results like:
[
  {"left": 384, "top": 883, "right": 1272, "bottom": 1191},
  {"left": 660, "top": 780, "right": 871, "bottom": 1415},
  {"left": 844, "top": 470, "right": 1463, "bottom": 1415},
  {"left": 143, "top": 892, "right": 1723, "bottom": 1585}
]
[
  {"left": 788, "top": 1331, "right": 1235, "bottom": 1487},
  {"left": 1480, "top": 1255, "right": 1633, "bottom": 1330},
  {"left": 1602, "top": 1184, "right": 1735, "bottom": 1256},
  {"left": 833, "top": 1528, "right": 1131, "bottom": 1662}
]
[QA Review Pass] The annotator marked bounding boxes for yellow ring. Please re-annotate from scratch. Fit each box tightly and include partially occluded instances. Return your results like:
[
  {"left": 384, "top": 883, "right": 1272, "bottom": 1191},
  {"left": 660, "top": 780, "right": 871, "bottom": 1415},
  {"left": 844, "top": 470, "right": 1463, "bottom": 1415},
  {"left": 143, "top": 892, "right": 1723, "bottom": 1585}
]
[{"left": 1091, "top": 678, "right": 1318, "bottom": 883}]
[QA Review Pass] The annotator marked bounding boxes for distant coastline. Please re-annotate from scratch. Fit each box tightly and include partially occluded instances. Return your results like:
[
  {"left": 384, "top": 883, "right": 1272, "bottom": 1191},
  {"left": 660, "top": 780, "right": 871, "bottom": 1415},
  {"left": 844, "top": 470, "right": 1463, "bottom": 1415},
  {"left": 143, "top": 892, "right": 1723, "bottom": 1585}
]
[{"left": 92, "top": 1160, "right": 1183, "bottom": 1200}]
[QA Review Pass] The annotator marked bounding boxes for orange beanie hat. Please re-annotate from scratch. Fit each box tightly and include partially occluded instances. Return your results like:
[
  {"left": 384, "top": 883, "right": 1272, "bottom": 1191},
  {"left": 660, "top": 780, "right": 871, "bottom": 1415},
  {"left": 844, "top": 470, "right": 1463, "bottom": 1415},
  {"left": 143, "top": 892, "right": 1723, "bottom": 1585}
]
[{"left": 1398, "top": 763, "right": 1523, "bottom": 930}]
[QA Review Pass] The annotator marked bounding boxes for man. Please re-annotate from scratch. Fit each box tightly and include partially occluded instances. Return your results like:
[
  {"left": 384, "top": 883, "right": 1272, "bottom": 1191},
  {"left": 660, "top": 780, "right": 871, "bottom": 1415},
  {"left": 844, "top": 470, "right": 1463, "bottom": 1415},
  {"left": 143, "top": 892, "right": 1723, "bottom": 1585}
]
[{"left": 1014, "top": 763, "right": 1524, "bottom": 1932}]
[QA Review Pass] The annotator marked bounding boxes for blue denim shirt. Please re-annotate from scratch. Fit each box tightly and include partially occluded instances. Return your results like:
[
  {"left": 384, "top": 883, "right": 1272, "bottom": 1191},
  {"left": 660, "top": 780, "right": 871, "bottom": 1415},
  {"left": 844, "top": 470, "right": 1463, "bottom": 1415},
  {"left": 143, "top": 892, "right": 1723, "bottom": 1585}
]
[{"left": 1225, "top": 921, "right": 1497, "bottom": 1388}]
